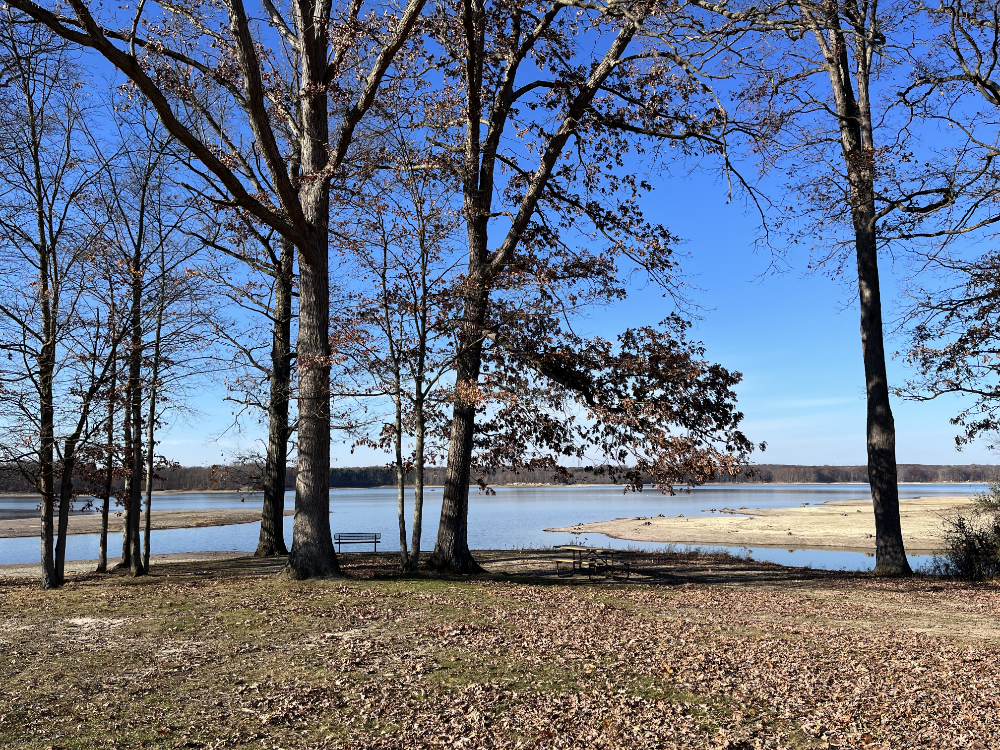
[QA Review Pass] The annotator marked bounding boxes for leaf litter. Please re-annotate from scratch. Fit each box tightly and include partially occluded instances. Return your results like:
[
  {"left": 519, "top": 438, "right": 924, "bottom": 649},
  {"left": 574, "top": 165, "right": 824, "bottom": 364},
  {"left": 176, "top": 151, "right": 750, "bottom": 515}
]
[{"left": 0, "top": 551, "right": 998, "bottom": 749}]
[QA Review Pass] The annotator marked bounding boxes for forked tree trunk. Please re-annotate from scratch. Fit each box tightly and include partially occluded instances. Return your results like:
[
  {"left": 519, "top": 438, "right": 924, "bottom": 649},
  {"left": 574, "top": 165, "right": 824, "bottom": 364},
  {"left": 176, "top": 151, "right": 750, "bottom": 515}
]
[
  {"left": 256, "top": 238, "right": 293, "bottom": 557},
  {"left": 819, "top": 16, "right": 911, "bottom": 576}
]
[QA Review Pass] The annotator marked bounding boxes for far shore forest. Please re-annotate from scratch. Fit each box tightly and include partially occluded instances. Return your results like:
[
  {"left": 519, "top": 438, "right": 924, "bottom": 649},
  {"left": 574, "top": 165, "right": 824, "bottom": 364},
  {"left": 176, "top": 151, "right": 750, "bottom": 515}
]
[{"left": 3, "top": 464, "right": 999, "bottom": 495}]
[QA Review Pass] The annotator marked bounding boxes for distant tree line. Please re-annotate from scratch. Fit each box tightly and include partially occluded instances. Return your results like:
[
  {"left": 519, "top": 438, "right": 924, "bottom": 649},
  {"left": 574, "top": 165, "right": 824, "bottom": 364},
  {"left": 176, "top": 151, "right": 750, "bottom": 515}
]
[
  {"left": 5, "top": 463, "right": 1000, "bottom": 495},
  {"left": 726, "top": 465, "right": 1000, "bottom": 485}
]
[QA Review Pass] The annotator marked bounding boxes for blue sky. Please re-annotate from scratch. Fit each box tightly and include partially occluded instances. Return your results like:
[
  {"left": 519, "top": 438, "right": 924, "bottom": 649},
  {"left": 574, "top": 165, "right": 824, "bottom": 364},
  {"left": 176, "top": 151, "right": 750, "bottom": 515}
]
[
  {"left": 158, "top": 161, "right": 996, "bottom": 468},
  {"left": 145, "top": 10, "right": 997, "bottom": 470}
]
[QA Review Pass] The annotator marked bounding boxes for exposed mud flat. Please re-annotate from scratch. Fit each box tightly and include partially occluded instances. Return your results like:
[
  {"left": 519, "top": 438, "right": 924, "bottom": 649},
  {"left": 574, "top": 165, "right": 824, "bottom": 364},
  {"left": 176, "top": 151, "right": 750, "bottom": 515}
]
[{"left": 546, "top": 495, "right": 975, "bottom": 553}]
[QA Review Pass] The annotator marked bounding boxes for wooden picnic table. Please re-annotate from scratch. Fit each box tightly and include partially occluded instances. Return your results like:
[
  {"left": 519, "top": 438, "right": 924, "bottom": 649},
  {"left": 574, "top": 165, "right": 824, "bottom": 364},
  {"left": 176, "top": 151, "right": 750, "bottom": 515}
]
[{"left": 552, "top": 545, "right": 630, "bottom": 579}]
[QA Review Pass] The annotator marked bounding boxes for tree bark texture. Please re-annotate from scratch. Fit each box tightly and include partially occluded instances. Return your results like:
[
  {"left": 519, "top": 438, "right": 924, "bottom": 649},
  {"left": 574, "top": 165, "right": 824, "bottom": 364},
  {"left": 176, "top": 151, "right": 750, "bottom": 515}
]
[
  {"left": 395, "top": 396, "right": 409, "bottom": 570},
  {"left": 38, "top": 305, "right": 56, "bottom": 589},
  {"left": 54, "top": 436, "right": 80, "bottom": 584},
  {"left": 97, "top": 348, "right": 116, "bottom": 574},
  {"left": 286, "top": 232, "right": 338, "bottom": 578},
  {"left": 97, "top": 485, "right": 111, "bottom": 573},
  {"left": 143, "top": 271, "right": 164, "bottom": 572},
  {"left": 128, "top": 262, "right": 145, "bottom": 577},
  {"left": 119, "top": 388, "right": 133, "bottom": 570},
  {"left": 409, "top": 398, "right": 426, "bottom": 571},
  {"left": 277, "top": 0, "right": 340, "bottom": 580},
  {"left": 431, "top": 287, "right": 487, "bottom": 574},
  {"left": 256, "top": 238, "right": 292, "bottom": 557},
  {"left": 817, "top": 13, "right": 911, "bottom": 575},
  {"left": 35, "top": 139, "right": 57, "bottom": 588}
]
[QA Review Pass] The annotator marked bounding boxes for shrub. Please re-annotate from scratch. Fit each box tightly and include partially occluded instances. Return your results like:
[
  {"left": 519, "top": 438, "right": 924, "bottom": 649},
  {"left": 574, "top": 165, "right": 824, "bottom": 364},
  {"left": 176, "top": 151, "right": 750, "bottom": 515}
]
[{"left": 934, "top": 483, "right": 1000, "bottom": 581}]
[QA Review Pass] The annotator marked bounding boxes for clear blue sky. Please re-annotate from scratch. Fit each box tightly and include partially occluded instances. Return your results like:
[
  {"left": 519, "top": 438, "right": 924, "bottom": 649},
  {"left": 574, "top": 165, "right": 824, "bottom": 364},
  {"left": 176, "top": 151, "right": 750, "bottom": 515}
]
[{"left": 157, "top": 161, "right": 995, "bottom": 468}]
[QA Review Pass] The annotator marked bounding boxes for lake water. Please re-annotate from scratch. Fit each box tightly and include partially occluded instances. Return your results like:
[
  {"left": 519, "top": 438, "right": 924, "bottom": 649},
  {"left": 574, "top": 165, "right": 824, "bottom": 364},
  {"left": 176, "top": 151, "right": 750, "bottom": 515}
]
[{"left": 0, "top": 483, "right": 986, "bottom": 571}]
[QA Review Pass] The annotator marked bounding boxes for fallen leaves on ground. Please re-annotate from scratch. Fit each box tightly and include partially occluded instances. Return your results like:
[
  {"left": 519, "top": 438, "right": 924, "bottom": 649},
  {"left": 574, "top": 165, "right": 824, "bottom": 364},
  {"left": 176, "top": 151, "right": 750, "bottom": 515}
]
[{"left": 0, "top": 551, "right": 998, "bottom": 749}]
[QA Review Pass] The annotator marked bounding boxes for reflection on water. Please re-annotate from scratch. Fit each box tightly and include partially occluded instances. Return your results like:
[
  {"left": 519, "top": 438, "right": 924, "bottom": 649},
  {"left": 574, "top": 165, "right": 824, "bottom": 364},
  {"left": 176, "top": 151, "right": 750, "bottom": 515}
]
[{"left": 0, "top": 483, "right": 980, "bottom": 570}]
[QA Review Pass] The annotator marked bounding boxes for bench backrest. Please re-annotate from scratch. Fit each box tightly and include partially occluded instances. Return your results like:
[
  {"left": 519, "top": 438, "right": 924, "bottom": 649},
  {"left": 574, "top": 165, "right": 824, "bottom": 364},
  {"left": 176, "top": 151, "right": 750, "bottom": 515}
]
[{"left": 334, "top": 533, "right": 381, "bottom": 540}]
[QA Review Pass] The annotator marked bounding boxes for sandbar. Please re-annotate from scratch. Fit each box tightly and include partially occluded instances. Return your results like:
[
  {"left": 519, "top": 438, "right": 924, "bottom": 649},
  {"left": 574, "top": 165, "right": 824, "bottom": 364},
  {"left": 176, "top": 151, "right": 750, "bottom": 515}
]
[
  {"left": 545, "top": 495, "right": 977, "bottom": 553},
  {"left": 0, "top": 508, "right": 293, "bottom": 539}
]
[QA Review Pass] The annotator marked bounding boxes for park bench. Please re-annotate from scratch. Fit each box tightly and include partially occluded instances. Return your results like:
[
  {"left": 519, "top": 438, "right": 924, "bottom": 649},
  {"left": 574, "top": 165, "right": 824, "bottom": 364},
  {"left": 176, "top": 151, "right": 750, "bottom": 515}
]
[
  {"left": 552, "top": 545, "right": 631, "bottom": 580},
  {"left": 333, "top": 532, "right": 381, "bottom": 552}
]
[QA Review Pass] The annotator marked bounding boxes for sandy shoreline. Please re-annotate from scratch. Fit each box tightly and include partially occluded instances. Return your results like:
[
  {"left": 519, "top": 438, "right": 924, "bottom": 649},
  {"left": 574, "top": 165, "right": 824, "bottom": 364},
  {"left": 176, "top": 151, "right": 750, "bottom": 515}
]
[
  {"left": 546, "top": 495, "right": 976, "bottom": 553},
  {"left": 0, "top": 508, "right": 293, "bottom": 539},
  {"left": 0, "top": 549, "right": 250, "bottom": 578}
]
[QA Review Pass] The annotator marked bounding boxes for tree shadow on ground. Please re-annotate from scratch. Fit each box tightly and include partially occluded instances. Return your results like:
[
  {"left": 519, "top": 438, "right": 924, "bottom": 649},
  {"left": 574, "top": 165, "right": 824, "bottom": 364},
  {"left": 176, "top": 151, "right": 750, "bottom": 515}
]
[{"left": 124, "top": 549, "right": 869, "bottom": 590}]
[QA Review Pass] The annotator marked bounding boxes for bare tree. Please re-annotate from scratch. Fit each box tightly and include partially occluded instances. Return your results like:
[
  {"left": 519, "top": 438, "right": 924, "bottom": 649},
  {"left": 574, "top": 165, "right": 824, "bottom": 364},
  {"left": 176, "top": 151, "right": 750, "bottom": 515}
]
[
  {"left": 336, "top": 124, "right": 464, "bottom": 571},
  {"left": 892, "top": 1, "right": 1000, "bottom": 451},
  {"left": 186, "top": 217, "right": 297, "bottom": 558},
  {"left": 0, "top": 14, "right": 120, "bottom": 587}
]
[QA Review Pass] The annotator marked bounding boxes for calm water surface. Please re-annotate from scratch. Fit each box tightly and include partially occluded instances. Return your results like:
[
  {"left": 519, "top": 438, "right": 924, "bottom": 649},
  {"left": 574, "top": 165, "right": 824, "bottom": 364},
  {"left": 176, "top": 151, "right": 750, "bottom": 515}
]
[{"left": 0, "top": 483, "right": 984, "bottom": 570}]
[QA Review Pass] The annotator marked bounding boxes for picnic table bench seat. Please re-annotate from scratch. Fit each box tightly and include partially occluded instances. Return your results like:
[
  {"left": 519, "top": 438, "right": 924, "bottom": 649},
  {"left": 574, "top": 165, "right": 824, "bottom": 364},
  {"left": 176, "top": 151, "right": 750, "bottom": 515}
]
[
  {"left": 334, "top": 532, "right": 381, "bottom": 552},
  {"left": 553, "top": 557, "right": 577, "bottom": 576},
  {"left": 551, "top": 546, "right": 632, "bottom": 580}
]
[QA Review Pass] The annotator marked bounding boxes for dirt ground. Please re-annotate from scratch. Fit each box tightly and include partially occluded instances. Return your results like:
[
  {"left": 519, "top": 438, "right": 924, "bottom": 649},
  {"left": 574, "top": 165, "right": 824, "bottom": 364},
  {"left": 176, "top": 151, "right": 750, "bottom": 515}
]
[
  {"left": 547, "top": 495, "right": 975, "bottom": 553},
  {"left": 2, "top": 549, "right": 999, "bottom": 749},
  {"left": 0, "top": 509, "right": 294, "bottom": 539}
]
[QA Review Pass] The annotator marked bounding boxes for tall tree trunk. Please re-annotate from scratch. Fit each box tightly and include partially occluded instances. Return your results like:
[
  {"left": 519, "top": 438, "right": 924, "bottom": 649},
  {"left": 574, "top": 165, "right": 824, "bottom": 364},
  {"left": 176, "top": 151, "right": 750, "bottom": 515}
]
[
  {"left": 820, "top": 17, "right": 911, "bottom": 575},
  {"left": 286, "top": 232, "right": 338, "bottom": 578},
  {"left": 409, "top": 395, "right": 425, "bottom": 571},
  {"left": 119, "top": 384, "right": 133, "bottom": 570},
  {"left": 430, "top": 0, "right": 489, "bottom": 574},
  {"left": 97, "top": 373, "right": 115, "bottom": 574},
  {"left": 128, "top": 262, "right": 145, "bottom": 577},
  {"left": 143, "top": 274, "right": 164, "bottom": 572},
  {"left": 395, "top": 390, "right": 409, "bottom": 570},
  {"left": 855, "top": 215, "right": 911, "bottom": 575},
  {"left": 256, "top": 238, "right": 293, "bottom": 557},
  {"left": 283, "top": 25, "right": 338, "bottom": 578},
  {"left": 430, "top": 286, "right": 487, "bottom": 574},
  {"left": 38, "top": 341, "right": 56, "bottom": 589},
  {"left": 54, "top": 438, "right": 79, "bottom": 585},
  {"left": 37, "top": 199, "right": 56, "bottom": 588}
]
